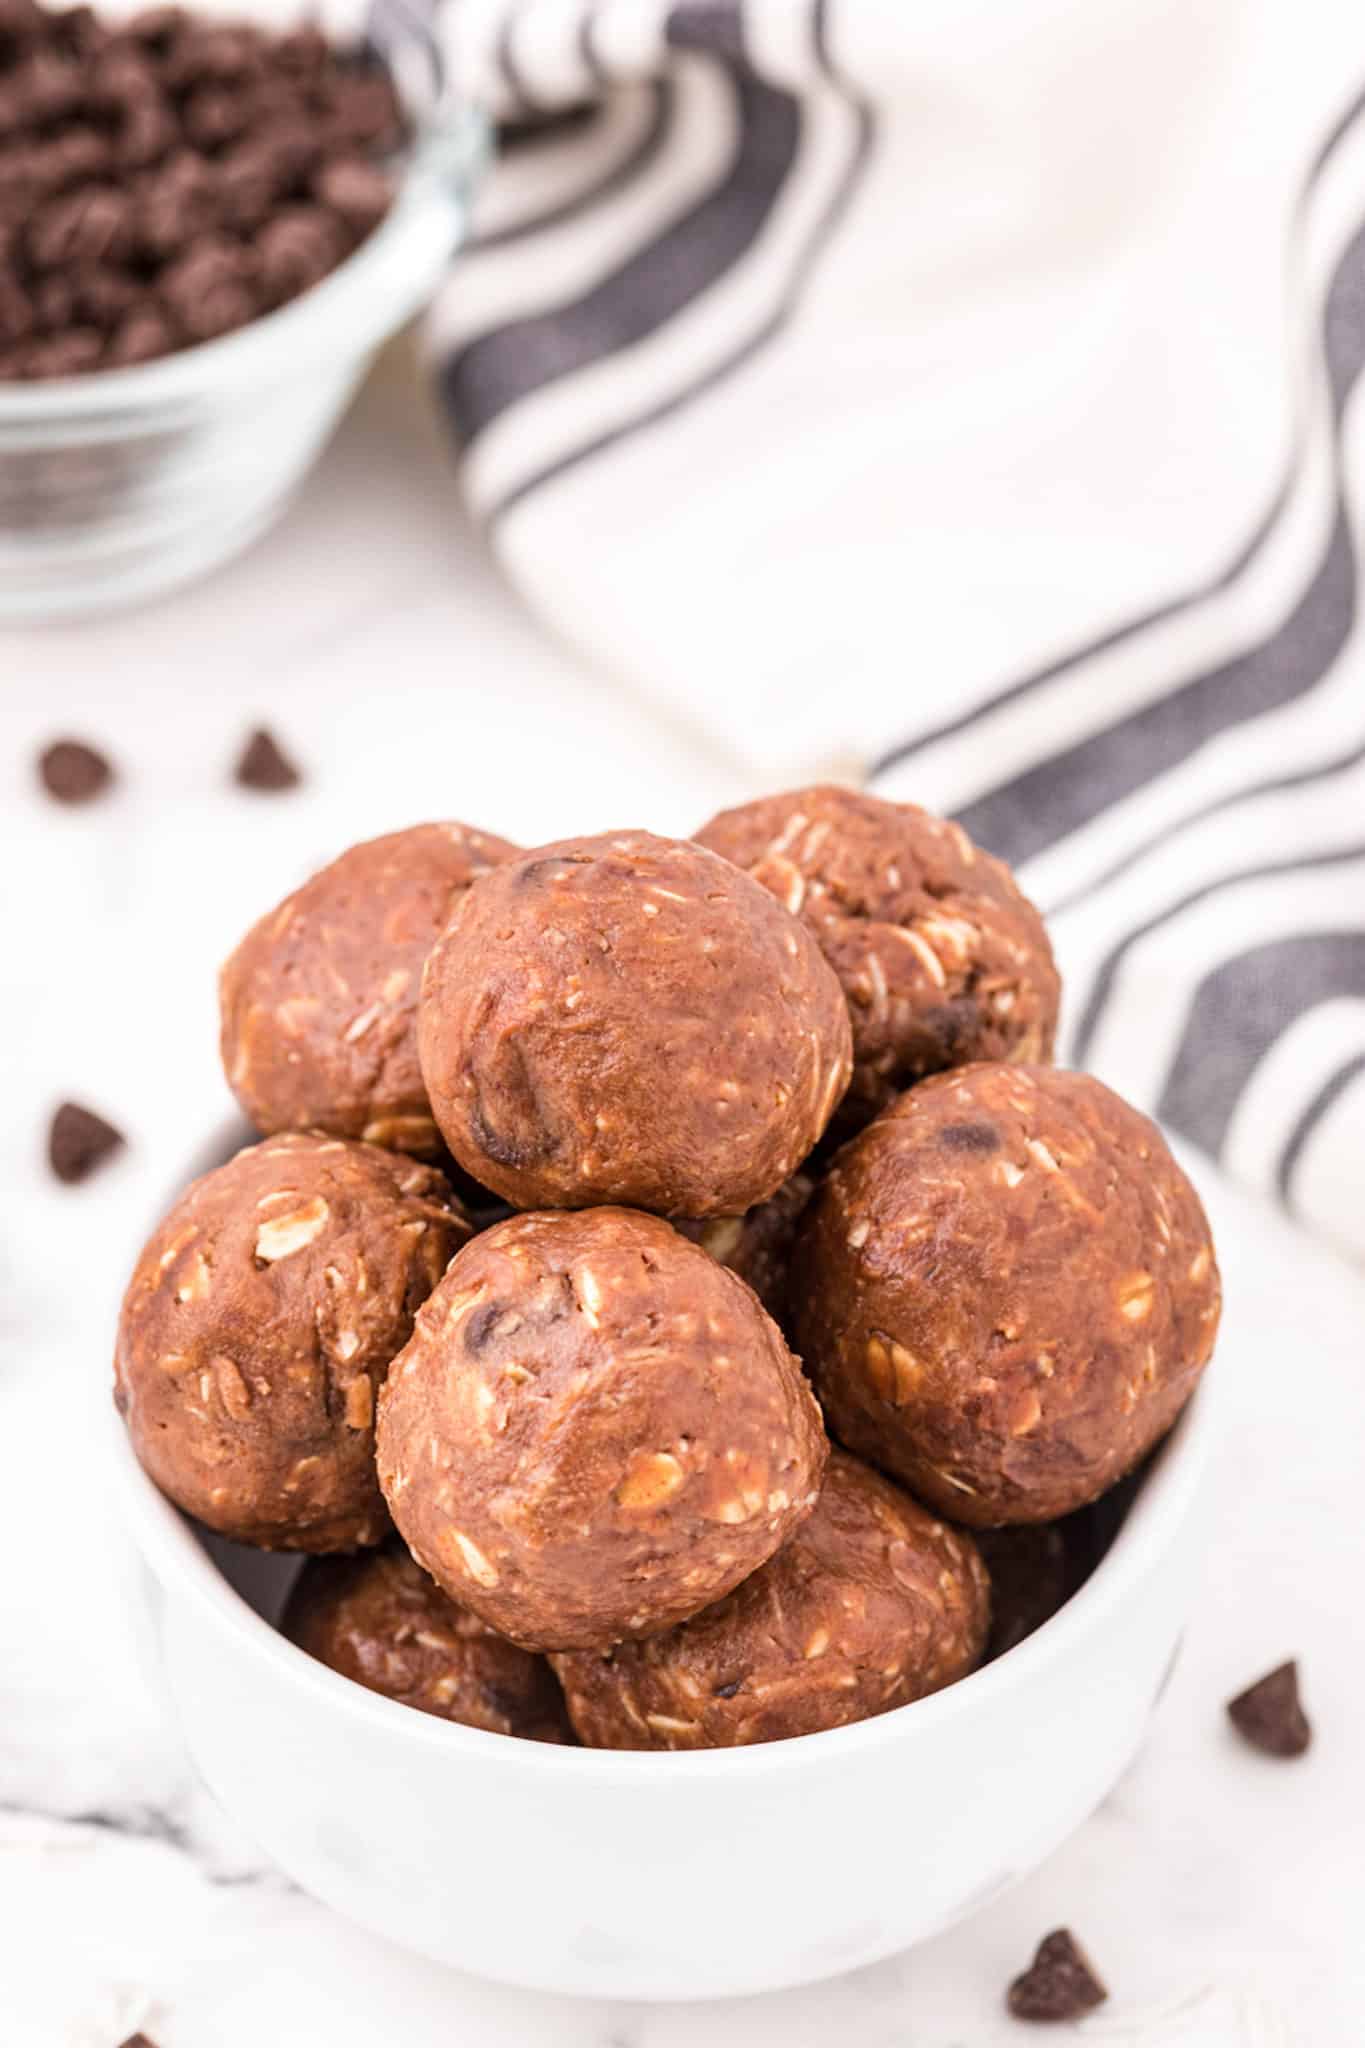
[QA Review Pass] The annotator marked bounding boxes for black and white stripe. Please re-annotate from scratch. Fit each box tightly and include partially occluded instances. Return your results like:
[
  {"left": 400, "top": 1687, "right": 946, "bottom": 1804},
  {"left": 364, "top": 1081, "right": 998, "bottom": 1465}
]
[
  {"left": 871, "top": 81, "right": 1365, "bottom": 1260},
  {"left": 429, "top": 0, "right": 874, "bottom": 522}
]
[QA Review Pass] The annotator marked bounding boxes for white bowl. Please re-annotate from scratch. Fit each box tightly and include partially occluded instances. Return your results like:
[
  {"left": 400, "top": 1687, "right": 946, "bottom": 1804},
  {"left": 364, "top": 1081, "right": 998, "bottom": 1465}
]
[{"left": 109, "top": 1320, "right": 1214, "bottom": 2002}]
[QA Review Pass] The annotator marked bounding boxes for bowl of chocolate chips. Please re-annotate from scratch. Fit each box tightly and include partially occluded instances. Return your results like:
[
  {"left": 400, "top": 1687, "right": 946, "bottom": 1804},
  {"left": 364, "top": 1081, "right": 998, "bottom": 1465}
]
[{"left": 0, "top": 0, "right": 482, "bottom": 619}]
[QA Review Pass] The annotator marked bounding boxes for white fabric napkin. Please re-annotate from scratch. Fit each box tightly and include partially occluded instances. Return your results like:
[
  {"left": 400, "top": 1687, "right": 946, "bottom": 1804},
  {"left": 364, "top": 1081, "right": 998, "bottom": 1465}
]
[{"left": 392, "top": 0, "right": 1365, "bottom": 1259}]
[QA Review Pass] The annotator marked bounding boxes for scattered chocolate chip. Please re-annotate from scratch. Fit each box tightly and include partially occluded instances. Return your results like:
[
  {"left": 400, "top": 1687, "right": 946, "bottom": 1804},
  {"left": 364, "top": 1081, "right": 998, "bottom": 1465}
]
[
  {"left": 235, "top": 725, "right": 300, "bottom": 792},
  {"left": 38, "top": 735, "right": 112, "bottom": 802},
  {"left": 1007, "top": 1929, "right": 1108, "bottom": 2024},
  {"left": 48, "top": 1099, "right": 125, "bottom": 1182},
  {"left": 1227, "top": 1660, "right": 1311, "bottom": 1758},
  {"left": 712, "top": 1678, "right": 742, "bottom": 1699}
]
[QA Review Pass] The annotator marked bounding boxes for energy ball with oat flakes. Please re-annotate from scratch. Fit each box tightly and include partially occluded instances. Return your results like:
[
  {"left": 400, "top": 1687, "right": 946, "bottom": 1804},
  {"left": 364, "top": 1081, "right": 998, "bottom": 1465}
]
[
  {"left": 673, "top": 1171, "right": 816, "bottom": 1325},
  {"left": 220, "top": 822, "right": 520, "bottom": 1157},
  {"left": 416, "top": 831, "right": 852, "bottom": 1216},
  {"left": 283, "top": 1543, "right": 574, "bottom": 1742},
  {"left": 115, "top": 1134, "right": 471, "bottom": 1551},
  {"left": 695, "top": 786, "right": 1059, "bottom": 1130},
  {"left": 792, "top": 1065, "right": 1220, "bottom": 1526},
  {"left": 376, "top": 1207, "right": 828, "bottom": 1652},
  {"left": 553, "top": 1450, "right": 989, "bottom": 1749}
]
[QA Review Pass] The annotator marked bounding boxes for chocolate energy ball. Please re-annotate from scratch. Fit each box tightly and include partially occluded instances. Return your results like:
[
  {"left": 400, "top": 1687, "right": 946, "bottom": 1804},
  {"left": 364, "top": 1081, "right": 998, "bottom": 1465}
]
[
  {"left": 673, "top": 1171, "right": 816, "bottom": 1324},
  {"left": 416, "top": 831, "right": 852, "bottom": 1216},
  {"left": 553, "top": 1449, "right": 989, "bottom": 1749},
  {"left": 695, "top": 786, "right": 1060, "bottom": 1129},
  {"left": 792, "top": 1065, "right": 1221, "bottom": 1526},
  {"left": 220, "top": 822, "right": 520, "bottom": 1157},
  {"left": 283, "top": 1543, "right": 573, "bottom": 1742},
  {"left": 115, "top": 1133, "right": 471, "bottom": 1550},
  {"left": 376, "top": 1207, "right": 828, "bottom": 1651}
]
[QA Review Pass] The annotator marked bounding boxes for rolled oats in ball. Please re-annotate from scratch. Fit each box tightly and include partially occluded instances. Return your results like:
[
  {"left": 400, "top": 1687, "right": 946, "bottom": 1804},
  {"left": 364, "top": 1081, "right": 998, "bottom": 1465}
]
[
  {"left": 114, "top": 1133, "right": 471, "bottom": 1550},
  {"left": 553, "top": 1449, "right": 989, "bottom": 1749},
  {"left": 376, "top": 1207, "right": 828, "bottom": 1652},
  {"left": 695, "top": 785, "right": 1059, "bottom": 1130},
  {"left": 283, "top": 1542, "right": 574, "bottom": 1742},
  {"left": 416, "top": 830, "right": 852, "bottom": 1216},
  {"left": 220, "top": 822, "right": 520, "bottom": 1157},
  {"left": 792, "top": 1065, "right": 1221, "bottom": 1525}
]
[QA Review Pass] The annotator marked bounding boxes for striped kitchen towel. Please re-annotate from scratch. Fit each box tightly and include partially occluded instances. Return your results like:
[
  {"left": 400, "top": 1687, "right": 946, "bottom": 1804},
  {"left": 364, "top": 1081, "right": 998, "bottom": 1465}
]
[{"left": 400, "top": 0, "right": 1365, "bottom": 1261}]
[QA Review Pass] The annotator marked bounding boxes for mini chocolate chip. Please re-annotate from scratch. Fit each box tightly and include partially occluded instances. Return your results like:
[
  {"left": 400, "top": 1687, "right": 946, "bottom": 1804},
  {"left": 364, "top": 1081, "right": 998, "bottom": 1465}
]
[
  {"left": 1007, "top": 1929, "right": 1108, "bottom": 2024},
  {"left": 39, "top": 736, "right": 112, "bottom": 802},
  {"left": 257, "top": 202, "right": 347, "bottom": 304},
  {"left": 0, "top": 273, "right": 35, "bottom": 344},
  {"left": 105, "top": 302, "right": 170, "bottom": 364},
  {"left": 22, "top": 49, "right": 84, "bottom": 125},
  {"left": 28, "top": 184, "right": 131, "bottom": 270},
  {"left": 712, "top": 1679, "right": 743, "bottom": 1699},
  {"left": 120, "top": 6, "right": 183, "bottom": 51},
  {"left": 158, "top": 236, "right": 258, "bottom": 341},
  {"left": 313, "top": 154, "right": 390, "bottom": 236},
  {"left": 322, "top": 66, "right": 403, "bottom": 150},
  {"left": 940, "top": 1119, "right": 1000, "bottom": 1153},
  {"left": 51, "top": 4, "right": 105, "bottom": 55},
  {"left": 235, "top": 725, "right": 301, "bottom": 792},
  {"left": 21, "top": 323, "right": 101, "bottom": 375},
  {"left": 34, "top": 123, "right": 110, "bottom": 189},
  {"left": 922, "top": 996, "right": 983, "bottom": 1056},
  {"left": 275, "top": 23, "right": 327, "bottom": 76},
  {"left": 76, "top": 262, "right": 138, "bottom": 327},
  {"left": 182, "top": 81, "right": 250, "bottom": 149},
  {"left": 1227, "top": 1660, "right": 1311, "bottom": 1758},
  {"left": 113, "top": 91, "right": 175, "bottom": 169},
  {"left": 49, "top": 1099, "right": 125, "bottom": 1182}
]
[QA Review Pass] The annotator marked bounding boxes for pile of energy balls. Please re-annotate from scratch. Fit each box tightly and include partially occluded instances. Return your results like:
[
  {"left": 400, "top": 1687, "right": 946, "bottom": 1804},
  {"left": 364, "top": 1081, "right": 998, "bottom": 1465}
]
[{"left": 114, "top": 789, "right": 1222, "bottom": 1750}]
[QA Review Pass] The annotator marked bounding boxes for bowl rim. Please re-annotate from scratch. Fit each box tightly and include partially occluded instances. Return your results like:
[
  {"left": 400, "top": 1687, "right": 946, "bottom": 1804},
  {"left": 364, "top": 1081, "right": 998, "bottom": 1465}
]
[
  {"left": 109, "top": 1167, "right": 1216, "bottom": 1780},
  {"left": 0, "top": 99, "right": 487, "bottom": 424}
]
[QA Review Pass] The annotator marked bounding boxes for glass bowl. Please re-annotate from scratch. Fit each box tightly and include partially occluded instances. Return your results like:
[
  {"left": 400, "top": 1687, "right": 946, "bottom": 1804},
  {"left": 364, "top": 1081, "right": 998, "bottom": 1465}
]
[{"left": 0, "top": 55, "right": 484, "bottom": 623}]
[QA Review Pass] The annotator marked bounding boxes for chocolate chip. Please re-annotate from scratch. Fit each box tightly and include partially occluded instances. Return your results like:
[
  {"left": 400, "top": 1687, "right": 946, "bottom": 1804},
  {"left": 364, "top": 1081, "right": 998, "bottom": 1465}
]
[
  {"left": 182, "top": 81, "right": 250, "bottom": 149},
  {"left": 21, "top": 322, "right": 101, "bottom": 375},
  {"left": 38, "top": 735, "right": 112, "bottom": 801},
  {"left": 158, "top": 235, "right": 257, "bottom": 341},
  {"left": 712, "top": 1678, "right": 742, "bottom": 1699},
  {"left": 235, "top": 725, "right": 300, "bottom": 792},
  {"left": 74, "top": 261, "right": 138, "bottom": 326},
  {"left": 49, "top": 1099, "right": 125, "bottom": 1182},
  {"left": 106, "top": 301, "right": 169, "bottom": 364},
  {"left": 28, "top": 183, "right": 131, "bottom": 269},
  {"left": 0, "top": 4, "right": 398, "bottom": 385},
  {"left": 1006, "top": 1929, "right": 1108, "bottom": 2024},
  {"left": 940, "top": 1119, "right": 1000, "bottom": 1154},
  {"left": 321, "top": 65, "right": 402, "bottom": 151},
  {"left": 0, "top": 272, "right": 35, "bottom": 343},
  {"left": 257, "top": 202, "right": 347, "bottom": 305},
  {"left": 313, "top": 154, "right": 390, "bottom": 236},
  {"left": 118, "top": 2035, "right": 159, "bottom": 2048},
  {"left": 1227, "top": 1660, "right": 1311, "bottom": 1758}
]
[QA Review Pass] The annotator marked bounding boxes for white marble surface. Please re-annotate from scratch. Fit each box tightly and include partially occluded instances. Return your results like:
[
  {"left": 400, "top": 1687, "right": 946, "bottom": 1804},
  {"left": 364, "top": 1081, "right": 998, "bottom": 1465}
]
[{"left": 2, "top": 348, "right": 1362, "bottom": 2047}]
